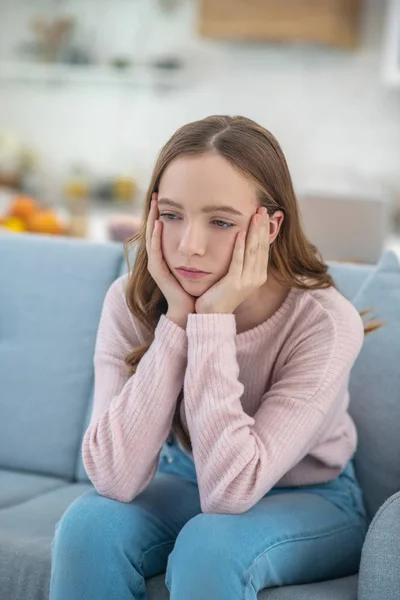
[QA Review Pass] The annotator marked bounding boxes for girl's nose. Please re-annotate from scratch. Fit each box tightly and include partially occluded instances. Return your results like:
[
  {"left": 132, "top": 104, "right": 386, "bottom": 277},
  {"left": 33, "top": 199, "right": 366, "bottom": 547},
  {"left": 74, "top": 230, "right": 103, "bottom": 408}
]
[{"left": 178, "top": 223, "right": 206, "bottom": 257}]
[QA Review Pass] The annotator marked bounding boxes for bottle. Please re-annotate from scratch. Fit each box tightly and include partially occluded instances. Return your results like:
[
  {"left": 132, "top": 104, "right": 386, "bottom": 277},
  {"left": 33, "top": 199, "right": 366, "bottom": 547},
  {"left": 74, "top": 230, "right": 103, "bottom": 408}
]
[{"left": 63, "top": 164, "right": 90, "bottom": 237}]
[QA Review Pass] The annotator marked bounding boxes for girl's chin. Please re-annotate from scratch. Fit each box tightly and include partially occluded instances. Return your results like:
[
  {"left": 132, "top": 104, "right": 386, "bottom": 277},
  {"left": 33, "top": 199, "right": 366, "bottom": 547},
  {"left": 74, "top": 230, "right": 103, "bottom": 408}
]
[{"left": 181, "top": 280, "right": 212, "bottom": 297}]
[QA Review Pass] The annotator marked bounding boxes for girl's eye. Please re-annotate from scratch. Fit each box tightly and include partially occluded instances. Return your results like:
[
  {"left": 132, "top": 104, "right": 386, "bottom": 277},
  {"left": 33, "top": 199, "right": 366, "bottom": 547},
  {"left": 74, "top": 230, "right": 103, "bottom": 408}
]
[
  {"left": 160, "top": 213, "right": 180, "bottom": 221},
  {"left": 212, "top": 220, "right": 234, "bottom": 229},
  {"left": 159, "top": 214, "right": 233, "bottom": 229}
]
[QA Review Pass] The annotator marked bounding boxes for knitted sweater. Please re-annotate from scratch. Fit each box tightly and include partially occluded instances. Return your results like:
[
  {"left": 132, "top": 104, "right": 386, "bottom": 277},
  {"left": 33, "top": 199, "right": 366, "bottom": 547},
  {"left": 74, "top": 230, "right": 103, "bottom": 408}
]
[{"left": 82, "top": 274, "right": 364, "bottom": 514}]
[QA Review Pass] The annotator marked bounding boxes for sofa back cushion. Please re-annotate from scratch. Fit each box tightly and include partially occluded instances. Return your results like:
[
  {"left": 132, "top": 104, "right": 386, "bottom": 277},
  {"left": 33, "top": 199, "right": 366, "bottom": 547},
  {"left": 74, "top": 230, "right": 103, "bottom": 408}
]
[
  {"left": 328, "top": 261, "right": 373, "bottom": 301},
  {"left": 0, "top": 234, "right": 124, "bottom": 479},
  {"left": 348, "top": 251, "right": 400, "bottom": 517}
]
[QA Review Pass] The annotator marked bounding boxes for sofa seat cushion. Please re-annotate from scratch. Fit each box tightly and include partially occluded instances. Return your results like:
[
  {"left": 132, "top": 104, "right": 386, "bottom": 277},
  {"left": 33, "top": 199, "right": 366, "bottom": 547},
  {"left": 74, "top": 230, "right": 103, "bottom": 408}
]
[
  {"left": 144, "top": 573, "right": 358, "bottom": 600},
  {"left": 0, "top": 483, "right": 93, "bottom": 600},
  {"left": 0, "top": 469, "right": 67, "bottom": 509},
  {"left": 259, "top": 575, "right": 358, "bottom": 599}
]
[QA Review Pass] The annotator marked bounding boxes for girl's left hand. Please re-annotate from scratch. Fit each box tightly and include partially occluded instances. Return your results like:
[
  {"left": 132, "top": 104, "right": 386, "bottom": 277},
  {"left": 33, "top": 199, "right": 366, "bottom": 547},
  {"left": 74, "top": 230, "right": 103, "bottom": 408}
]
[{"left": 195, "top": 206, "right": 270, "bottom": 315}]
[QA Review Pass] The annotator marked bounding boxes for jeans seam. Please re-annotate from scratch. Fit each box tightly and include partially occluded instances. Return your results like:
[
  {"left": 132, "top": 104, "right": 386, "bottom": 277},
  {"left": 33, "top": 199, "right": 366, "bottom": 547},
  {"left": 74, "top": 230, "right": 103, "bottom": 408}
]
[
  {"left": 132, "top": 540, "right": 175, "bottom": 598},
  {"left": 247, "top": 522, "right": 363, "bottom": 590},
  {"left": 141, "top": 539, "right": 176, "bottom": 561}
]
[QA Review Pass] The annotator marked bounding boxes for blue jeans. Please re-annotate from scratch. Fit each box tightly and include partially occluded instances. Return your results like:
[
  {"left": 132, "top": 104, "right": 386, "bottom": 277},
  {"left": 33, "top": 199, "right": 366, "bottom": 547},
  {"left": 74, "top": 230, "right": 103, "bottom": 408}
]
[{"left": 50, "top": 438, "right": 368, "bottom": 599}]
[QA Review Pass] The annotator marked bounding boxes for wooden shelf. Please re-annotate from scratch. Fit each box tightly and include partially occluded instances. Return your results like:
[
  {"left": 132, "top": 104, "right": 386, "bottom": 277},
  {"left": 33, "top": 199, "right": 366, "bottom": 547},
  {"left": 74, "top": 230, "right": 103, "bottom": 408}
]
[{"left": 198, "top": 0, "right": 362, "bottom": 49}]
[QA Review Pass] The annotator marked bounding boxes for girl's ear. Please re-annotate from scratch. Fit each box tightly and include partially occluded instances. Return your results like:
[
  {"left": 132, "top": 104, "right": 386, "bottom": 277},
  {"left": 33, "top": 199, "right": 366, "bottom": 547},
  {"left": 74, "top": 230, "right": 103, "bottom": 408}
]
[{"left": 269, "top": 210, "right": 284, "bottom": 244}]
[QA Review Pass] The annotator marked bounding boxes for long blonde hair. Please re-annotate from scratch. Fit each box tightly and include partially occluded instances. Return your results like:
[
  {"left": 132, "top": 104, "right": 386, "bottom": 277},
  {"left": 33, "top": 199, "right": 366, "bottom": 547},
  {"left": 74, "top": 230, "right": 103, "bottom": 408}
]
[{"left": 123, "top": 115, "right": 382, "bottom": 452}]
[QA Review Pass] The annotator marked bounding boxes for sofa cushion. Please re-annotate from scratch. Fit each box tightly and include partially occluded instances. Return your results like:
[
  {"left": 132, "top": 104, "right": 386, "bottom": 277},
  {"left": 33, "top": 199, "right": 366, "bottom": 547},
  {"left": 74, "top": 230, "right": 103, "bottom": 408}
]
[
  {"left": 260, "top": 575, "right": 358, "bottom": 599},
  {"left": 140, "top": 574, "right": 358, "bottom": 600},
  {"left": 0, "top": 469, "right": 67, "bottom": 509},
  {"left": 328, "top": 261, "right": 374, "bottom": 301},
  {"left": 358, "top": 491, "right": 400, "bottom": 600},
  {"left": 0, "top": 234, "right": 124, "bottom": 479},
  {"left": 144, "top": 573, "right": 358, "bottom": 600},
  {"left": 349, "top": 250, "right": 400, "bottom": 517},
  {"left": 0, "top": 483, "right": 92, "bottom": 600}
]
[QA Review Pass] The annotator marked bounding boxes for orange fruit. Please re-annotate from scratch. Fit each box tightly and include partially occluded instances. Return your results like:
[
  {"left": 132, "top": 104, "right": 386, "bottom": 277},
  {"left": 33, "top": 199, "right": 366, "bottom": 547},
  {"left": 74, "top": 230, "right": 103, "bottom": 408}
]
[
  {"left": 27, "top": 210, "right": 63, "bottom": 235},
  {"left": 8, "top": 195, "right": 40, "bottom": 223}
]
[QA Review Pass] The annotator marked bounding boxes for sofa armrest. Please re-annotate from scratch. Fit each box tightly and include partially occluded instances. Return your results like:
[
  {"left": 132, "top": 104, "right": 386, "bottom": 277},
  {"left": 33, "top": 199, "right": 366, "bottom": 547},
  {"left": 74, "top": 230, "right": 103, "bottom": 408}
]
[{"left": 358, "top": 491, "right": 400, "bottom": 600}]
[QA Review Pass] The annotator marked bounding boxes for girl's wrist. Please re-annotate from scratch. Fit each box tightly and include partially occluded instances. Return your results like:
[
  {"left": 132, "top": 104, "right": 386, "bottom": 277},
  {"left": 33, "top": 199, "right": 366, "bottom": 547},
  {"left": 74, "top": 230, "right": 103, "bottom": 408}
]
[{"left": 166, "top": 311, "right": 189, "bottom": 330}]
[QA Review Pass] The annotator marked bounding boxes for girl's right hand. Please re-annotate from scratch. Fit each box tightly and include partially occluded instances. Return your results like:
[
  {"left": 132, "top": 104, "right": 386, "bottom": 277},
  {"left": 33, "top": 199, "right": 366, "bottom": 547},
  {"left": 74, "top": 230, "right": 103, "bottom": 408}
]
[{"left": 146, "top": 193, "right": 195, "bottom": 328}]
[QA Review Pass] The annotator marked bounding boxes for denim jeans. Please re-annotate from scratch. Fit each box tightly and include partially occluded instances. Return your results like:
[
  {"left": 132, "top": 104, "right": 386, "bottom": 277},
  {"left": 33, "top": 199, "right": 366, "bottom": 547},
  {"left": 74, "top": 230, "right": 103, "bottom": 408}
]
[{"left": 50, "top": 438, "right": 369, "bottom": 600}]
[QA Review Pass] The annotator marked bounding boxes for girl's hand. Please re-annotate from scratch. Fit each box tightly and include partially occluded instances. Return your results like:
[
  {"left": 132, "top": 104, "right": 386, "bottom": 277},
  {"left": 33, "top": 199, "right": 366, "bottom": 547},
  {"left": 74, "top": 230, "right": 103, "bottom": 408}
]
[
  {"left": 146, "top": 193, "right": 195, "bottom": 328},
  {"left": 195, "top": 207, "right": 270, "bottom": 315}
]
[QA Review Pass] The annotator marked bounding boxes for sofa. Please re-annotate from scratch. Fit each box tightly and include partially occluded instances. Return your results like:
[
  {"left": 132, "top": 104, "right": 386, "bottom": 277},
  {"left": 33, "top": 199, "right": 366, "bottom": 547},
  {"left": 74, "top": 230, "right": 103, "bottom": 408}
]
[{"left": 0, "top": 232, "right": 399, "bottom": 600}]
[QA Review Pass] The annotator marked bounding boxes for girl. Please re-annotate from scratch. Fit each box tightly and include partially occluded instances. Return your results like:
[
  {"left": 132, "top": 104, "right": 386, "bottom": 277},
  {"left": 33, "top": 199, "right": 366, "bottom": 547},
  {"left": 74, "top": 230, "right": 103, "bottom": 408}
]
[{"left": 50, "top": 115, "right": 376, "bottom": 600}]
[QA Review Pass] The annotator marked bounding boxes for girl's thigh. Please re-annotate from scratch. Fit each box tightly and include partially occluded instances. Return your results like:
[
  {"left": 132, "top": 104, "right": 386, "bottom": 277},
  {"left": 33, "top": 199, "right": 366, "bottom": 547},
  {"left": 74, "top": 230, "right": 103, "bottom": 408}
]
[
  {"left": 168, "top": 480, "right": 368, "bottom": 594},
  {"left": 246, "top": 488, "right": 368, "bottom": 589},
  {"left": 54, "top": 472, "right": 201, "bottom": 580}
]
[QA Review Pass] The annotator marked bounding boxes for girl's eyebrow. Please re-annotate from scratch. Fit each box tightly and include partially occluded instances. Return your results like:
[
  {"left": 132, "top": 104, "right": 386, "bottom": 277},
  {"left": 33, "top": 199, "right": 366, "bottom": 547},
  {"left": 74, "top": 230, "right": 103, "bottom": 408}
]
[{"left": 157, "top": 197, "right": 244, "bottom": 217}]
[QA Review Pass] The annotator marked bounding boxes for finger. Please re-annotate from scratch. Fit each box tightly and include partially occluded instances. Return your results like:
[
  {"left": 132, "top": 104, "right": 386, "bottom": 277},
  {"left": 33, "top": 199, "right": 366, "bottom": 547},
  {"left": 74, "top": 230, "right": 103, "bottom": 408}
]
[
  {"left": 146, "top": 193, "right": 158, "bottom": 253},
  {"left": 145, "top": 196, "right": 155, "bottom": 251},
  {"left": 151, "top": 220, "right": 174, "bottom": 281},
  {"left": 151, "top": 218, "right": 162, "bottom": 258},
  {"left": 228, "top": 230, "right": 246, "bottom": 278},
  {"left": 243, "top": 212, "right": 261, "bottom": 272},
  {"left": 256, "top": 210, "right": 270, "bottom": 277},
  {"left": 148, "top": 219, "right": 163, "bottom": 275}
]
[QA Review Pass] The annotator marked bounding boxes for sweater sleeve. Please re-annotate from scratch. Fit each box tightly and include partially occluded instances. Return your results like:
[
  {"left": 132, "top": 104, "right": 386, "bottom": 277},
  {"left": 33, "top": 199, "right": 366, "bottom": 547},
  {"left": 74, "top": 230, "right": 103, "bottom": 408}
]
[
  {"left": 183, "top": 307, "right": 364, "bottom": 514},
  {"left": 82, "top": 276, "right": 188, "bottom": 503}
]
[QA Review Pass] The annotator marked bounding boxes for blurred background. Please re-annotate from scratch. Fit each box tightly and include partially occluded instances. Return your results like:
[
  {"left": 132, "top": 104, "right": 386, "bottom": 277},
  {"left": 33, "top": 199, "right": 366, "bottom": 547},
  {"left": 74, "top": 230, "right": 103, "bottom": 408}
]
[{"left": 0, "top": 0, "right": 399, "bottom": 263}]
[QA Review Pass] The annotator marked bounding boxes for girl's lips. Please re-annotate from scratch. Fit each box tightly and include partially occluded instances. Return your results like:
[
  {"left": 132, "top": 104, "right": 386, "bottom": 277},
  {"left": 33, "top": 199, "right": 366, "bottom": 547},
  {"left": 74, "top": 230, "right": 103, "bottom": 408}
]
[{"left": 175, "top": 268, "right": 210, "bottom": 279}]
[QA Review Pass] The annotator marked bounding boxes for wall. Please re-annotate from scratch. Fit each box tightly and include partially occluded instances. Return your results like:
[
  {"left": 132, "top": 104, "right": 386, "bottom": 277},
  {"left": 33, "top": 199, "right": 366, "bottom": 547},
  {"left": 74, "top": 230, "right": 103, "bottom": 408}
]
[{"left": 0, "top": 0, "right": 399, "bottom": 204}]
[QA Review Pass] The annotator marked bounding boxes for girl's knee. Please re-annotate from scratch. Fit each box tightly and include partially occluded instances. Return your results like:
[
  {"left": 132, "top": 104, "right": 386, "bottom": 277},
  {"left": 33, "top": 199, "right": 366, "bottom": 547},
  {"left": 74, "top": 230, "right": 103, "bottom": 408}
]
[
  {"left": 50, "top": 491, "right": 146, "bottom": 598},
  {"left": 52, "top": 490, "right": 122, "bottom": 558},
  {"left": 167, "top": 514, "right": 230, "bottom": 573},
  {"left": 166, "top": 514, "right": 242, "bottom": 595}
]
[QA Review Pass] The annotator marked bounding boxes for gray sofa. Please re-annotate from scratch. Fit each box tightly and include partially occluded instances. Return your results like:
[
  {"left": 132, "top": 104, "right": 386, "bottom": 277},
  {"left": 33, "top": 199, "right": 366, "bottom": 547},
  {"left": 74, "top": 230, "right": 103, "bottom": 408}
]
[{"left": 1, "top": 232, "right": 399, "bottom": 600}]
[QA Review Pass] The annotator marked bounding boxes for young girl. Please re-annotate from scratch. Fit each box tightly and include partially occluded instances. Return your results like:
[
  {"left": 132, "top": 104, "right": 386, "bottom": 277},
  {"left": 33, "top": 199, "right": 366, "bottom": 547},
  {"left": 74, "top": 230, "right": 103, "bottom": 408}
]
[{"left": 50, "top": 115, "right": 374, "bottom": 600}]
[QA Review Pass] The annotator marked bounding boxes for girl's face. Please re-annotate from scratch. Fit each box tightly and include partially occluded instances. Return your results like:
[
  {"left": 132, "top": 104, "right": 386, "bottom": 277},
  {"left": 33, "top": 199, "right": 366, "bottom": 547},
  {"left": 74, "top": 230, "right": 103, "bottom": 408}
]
[{"left": 157, "top": 152, "right": 261, "bottom": 297}]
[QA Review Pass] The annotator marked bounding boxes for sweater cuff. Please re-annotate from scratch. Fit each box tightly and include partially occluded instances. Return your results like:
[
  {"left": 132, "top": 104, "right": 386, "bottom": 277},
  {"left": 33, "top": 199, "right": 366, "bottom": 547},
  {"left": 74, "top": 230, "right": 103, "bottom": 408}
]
[
  {"left": 156, "top": 314, "right": 188, "bottom": 353},
  {"left": 186, "top": 313, "right": 237, "bottom": 345}
]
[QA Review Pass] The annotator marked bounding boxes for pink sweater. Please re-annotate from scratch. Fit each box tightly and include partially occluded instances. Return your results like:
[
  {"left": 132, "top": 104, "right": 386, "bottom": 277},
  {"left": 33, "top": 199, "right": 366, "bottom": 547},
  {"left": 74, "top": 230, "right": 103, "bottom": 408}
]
[{"left": 82, "top": 274, "right": 364, "bottom": 514}]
